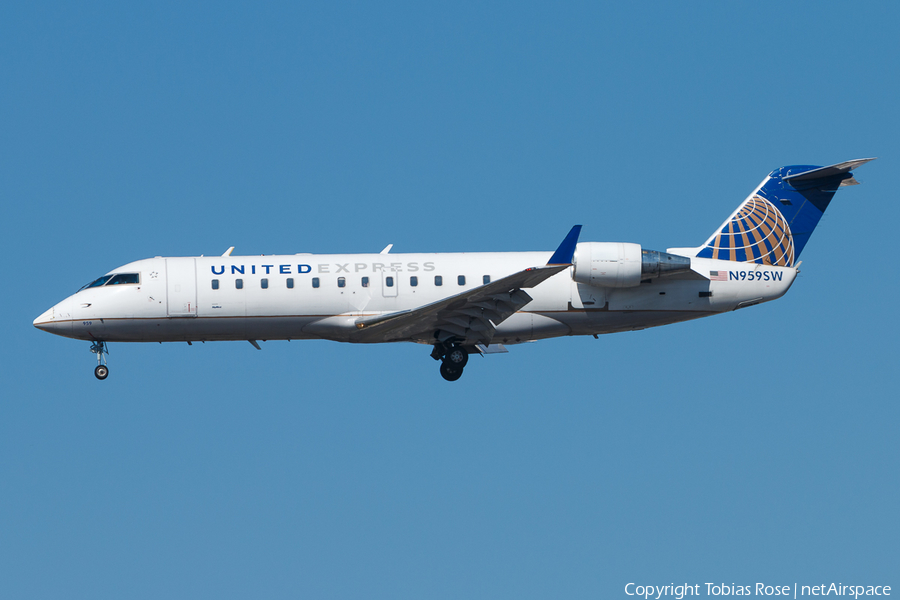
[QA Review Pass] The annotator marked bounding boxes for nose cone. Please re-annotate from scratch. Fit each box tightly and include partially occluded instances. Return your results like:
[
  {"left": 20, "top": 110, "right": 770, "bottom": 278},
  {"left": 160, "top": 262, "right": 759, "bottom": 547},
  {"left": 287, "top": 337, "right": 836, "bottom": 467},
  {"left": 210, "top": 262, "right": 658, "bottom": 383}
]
[
  {"left": 33, "top": 306, "right": 55, "bottom": 331},
  {"left": 34, "top": 299, "right": 74, "bottom": 337}
]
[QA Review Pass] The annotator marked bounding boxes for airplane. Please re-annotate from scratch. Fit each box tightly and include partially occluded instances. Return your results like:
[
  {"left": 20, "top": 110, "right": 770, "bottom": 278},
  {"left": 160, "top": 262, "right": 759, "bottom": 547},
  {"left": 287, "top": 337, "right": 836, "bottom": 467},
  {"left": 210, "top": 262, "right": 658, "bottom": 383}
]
[{"left": 34, "top": 158, "right": 874, "bottom": 381}]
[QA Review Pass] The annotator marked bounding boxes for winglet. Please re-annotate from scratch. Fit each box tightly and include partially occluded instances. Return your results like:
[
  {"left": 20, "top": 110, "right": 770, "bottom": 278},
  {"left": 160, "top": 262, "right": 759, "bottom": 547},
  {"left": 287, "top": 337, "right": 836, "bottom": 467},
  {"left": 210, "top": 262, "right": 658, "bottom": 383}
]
[
  {"left": 222, "top": 246, "right": 235, "bottom": 257},
  {"left": 547, "top": 225, "right": 582, "bottom": 265}
]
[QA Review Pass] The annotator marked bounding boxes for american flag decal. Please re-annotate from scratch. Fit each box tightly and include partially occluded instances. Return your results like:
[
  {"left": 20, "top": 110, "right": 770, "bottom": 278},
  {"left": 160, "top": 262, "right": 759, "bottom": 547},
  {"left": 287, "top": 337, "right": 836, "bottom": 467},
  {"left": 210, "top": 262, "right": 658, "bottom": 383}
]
[{"left": 709, "top": 270, "right": 727, "bottom": 281}]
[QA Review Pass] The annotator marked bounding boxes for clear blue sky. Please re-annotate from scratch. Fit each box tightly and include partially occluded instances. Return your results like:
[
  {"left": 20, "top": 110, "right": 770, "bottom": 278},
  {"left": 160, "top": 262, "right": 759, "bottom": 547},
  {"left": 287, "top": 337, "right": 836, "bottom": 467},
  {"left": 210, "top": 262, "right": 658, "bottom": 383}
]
[{"left": 2, "top": 2, "right": 898, "bottom": 598}]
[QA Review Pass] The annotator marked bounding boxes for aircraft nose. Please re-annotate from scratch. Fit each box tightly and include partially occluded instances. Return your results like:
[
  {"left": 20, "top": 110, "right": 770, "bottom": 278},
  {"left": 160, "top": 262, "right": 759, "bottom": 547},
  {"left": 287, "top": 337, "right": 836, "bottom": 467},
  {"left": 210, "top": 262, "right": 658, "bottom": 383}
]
[
  {"left": 33, "top": 299, "right": 74, "bottom": 336},
  {"left": 33, "top": 306, "right": 55, "bottom": 331}
]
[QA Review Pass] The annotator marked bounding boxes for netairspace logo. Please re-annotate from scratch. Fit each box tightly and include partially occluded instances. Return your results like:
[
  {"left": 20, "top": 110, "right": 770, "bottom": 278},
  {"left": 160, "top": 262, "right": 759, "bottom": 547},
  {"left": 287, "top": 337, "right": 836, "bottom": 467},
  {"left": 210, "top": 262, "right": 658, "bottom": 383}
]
[{"left": 624, "top": 583, "right": 891, "bottom": 599}]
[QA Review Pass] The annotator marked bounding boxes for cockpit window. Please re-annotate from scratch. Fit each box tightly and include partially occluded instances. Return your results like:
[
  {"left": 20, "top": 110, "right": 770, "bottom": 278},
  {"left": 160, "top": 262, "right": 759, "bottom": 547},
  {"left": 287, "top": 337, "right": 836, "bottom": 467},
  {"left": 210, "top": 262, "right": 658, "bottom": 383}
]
[
  {"left": 78, "top": 273, "right": 140, "bottom": 291},
  {"left": 80, "top": 275, "right": 113, "bottom": 290},
  {"left": 107, "top": 273, "right": 140, "bottom": 285}
]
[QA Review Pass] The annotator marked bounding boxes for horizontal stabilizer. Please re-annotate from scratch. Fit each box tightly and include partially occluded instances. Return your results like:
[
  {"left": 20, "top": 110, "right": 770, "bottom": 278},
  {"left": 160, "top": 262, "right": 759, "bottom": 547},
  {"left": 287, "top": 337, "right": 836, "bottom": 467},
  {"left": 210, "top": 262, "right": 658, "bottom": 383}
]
[{"left": 783, "top": 158, "right": 876, "bottom": 186}]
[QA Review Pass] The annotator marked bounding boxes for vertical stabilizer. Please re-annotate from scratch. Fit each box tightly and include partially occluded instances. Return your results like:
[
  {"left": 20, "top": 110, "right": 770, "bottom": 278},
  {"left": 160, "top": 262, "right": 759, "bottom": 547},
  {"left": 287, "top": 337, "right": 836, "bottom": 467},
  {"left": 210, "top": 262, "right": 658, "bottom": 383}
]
[{"left": 692, "top": 158, "right": 874, "bottom": 266}]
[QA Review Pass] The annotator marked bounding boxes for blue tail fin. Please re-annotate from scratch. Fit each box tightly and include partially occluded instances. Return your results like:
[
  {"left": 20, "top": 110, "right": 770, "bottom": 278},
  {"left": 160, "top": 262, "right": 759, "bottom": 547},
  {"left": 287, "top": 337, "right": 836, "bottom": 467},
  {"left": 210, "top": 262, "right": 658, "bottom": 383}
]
[{"left": 695, "top": 158, "right": 875, "bottom": 266}]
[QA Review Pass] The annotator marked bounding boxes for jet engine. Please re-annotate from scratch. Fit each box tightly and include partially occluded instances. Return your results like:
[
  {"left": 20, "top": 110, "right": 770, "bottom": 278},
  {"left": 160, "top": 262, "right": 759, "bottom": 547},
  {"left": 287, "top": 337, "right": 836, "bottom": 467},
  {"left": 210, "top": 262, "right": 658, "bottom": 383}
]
[{"left": 572, "top": 242, "right": 692, "bottom": 288}]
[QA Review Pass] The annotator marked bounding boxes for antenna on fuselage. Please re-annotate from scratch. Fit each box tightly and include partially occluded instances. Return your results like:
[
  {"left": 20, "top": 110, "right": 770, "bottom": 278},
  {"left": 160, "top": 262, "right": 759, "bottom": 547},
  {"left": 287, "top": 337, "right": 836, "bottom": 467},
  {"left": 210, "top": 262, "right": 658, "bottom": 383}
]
[{"left": 380, "top": 244, "right": 393, "bottom": 254}]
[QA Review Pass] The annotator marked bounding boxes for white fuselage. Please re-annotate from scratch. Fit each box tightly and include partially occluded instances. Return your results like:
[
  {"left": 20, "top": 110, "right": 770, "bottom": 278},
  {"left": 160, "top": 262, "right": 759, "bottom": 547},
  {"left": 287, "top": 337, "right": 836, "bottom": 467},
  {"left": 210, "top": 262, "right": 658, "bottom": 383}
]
[{"left": 34, "top": 249, "right": 797, "bottom": 346}]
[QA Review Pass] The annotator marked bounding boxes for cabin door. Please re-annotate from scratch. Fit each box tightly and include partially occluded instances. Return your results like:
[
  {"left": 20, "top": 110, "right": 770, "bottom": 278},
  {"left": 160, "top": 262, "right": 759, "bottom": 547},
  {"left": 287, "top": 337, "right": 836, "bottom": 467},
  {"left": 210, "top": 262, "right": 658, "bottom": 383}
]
[{"left": 166, "top": 258, "right": 198, "bottom": 317}]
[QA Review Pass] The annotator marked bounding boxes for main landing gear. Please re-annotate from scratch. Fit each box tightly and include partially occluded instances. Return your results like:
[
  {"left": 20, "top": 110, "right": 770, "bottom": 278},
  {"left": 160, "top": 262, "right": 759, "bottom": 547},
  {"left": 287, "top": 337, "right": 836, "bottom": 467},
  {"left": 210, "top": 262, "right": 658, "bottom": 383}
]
[
  {"left": 90, "top": 341, "right": 109, "bottom": 380},
  {"left": 432, "top": 342, "right": 469, "bottom": 381}
]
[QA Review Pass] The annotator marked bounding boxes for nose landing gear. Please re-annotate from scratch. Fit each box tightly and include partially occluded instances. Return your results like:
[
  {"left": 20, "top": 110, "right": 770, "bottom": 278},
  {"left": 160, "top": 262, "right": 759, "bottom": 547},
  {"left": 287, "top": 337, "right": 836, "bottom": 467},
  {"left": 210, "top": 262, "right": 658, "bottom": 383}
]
[
  {"left": 90, "top": 341, "right": 109, "bottom": 380},
  {"left": 432, "top": 342, "right": 469, "bottom": 381}
]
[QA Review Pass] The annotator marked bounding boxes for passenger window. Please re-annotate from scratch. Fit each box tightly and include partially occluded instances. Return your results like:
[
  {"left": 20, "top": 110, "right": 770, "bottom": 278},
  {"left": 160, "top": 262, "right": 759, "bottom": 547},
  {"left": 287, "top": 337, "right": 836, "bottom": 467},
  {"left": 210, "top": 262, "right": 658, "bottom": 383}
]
[
  {"left": 410, "top": 276, "right": 418, "bottom": 287},
  {"left": 287, "top": 278, "right": 294, "bottom": 289},
  {"left": 435, "top": 275, "right": 442, "bottom": 286},
  {"left": 483, "top": 275, "right": 490, "bottom": 284},
  {"left": 362, "top": 277, "right": 369, "bottom": 287},
  {"left": 108, "top": 273, "right": 140, "bottom": 285},
  {"left": 236, "top": 279, "right": 243, "bottom": 289},
  {"left": 386, "top": 276, "right": 394, "bottom": 287},
  {"left": 212, "top": 279, "right": 219, "bottom": 290},
  {"left": 338, "top": 277, "right": 346, "bottom": 288},
  {"left": 261, "top": 278, "right": 268, "bottom": 289},
  {"left": 312, "top": 277, "right": 320, "bottom": 288},
  {"left": 458, "top": 275, "right": 465, "bottom": 286}
]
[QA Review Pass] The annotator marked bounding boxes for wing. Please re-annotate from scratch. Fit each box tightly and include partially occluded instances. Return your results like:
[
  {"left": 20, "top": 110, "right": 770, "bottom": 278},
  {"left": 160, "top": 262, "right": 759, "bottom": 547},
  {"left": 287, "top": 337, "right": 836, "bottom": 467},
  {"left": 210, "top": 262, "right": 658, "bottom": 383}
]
[{"left": 351, "top": 226, "right": 582, "bottom": 345}]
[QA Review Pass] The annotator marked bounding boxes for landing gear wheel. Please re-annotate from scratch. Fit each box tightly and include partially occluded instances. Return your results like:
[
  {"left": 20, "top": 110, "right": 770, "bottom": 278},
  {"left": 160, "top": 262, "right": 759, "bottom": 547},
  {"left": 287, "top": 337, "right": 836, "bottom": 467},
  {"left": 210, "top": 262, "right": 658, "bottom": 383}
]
[
  {"left": 440, "top": 362, "right": 463, "bottom": 382},
  {"left": 445, "top": 345, "right": 469, "bottom": 369},
  {"left": 90, "top": 341, "right": 109, "bottom": 381}
]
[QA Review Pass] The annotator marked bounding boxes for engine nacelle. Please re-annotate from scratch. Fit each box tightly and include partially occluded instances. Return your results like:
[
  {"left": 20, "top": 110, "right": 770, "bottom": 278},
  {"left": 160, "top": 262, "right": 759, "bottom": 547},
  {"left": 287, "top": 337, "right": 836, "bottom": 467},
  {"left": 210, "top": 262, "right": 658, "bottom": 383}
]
[
  {"left": 573, "top": 242, "right": 692, "bottom": 288},
  {"left": 573, "top": 242, "right": 643, "bottom": 288}
]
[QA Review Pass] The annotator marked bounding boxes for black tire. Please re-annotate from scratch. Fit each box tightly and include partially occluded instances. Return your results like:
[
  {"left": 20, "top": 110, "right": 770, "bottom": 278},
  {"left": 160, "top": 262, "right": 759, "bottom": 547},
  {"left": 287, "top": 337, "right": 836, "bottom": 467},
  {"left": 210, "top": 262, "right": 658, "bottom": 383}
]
[
  {"left": 94, "top": 365, "right": 109, "bottom": 380},
  {"left": 440, "top": 362, "right": 463, "bottom": 382},
  {"left": 444, "top": 345, "right": 469, "bottom": 369}
]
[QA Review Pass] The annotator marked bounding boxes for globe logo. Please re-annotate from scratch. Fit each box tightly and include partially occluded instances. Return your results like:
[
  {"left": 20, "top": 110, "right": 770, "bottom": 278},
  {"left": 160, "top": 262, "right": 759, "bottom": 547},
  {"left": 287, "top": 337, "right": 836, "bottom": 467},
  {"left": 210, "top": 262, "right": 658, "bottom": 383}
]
[{"left": 705, "top": 195, "right": 794, "bottom": 267}]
